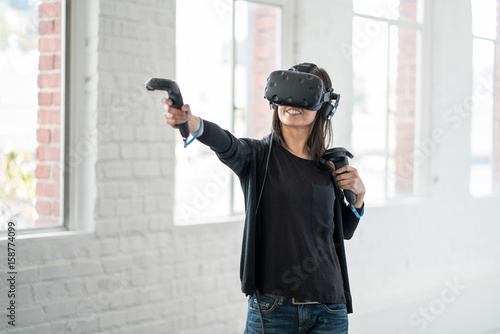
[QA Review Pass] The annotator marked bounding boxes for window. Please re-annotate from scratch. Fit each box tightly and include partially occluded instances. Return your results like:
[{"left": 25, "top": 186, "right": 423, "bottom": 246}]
[
  {"left": 174, "top": 0, "right": 290, "bottom": 225},
  {"left": 470, "top": 0, "right": 500, "bottom": 195},
  {"left": 351, "top": 0, "right": 424, "bottom": 202},
  {"left": 0, "top": 0, "right": 65, "bottom": 232}
]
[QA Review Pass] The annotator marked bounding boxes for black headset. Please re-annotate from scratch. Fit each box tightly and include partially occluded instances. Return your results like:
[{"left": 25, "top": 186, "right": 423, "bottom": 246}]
[{"left": 264, "top": 62, "right": 340, "bottom": 120}]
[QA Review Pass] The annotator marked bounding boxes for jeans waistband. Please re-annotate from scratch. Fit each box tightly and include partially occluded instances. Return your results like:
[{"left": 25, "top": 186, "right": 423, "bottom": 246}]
[{"left": 259, "top": 292, "right": 320, "bottom": 305}]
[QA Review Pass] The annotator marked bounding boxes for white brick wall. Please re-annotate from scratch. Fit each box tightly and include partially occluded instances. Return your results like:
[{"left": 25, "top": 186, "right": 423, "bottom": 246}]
[{"left": 1, "top": 0, "right": 499, "bottom": 333}]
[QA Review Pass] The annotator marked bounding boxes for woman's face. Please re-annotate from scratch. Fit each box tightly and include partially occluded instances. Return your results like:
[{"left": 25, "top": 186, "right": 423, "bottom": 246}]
[{"left": 278, "top": 105, "right": 317, "bottom": 130}]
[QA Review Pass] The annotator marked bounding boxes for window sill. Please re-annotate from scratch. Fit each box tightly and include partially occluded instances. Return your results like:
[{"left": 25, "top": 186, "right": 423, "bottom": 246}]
[
  {"left": 0, "top": 227, "right": 93, "bottom": 241},
  {"left": 174, "top": 214, "right": 245, "bottom": 227}
]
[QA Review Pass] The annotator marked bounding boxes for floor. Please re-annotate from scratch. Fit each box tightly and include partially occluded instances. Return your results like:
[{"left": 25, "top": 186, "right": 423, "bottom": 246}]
[{"left": 349, "top": 273, "right": 500, "bottom": 334}]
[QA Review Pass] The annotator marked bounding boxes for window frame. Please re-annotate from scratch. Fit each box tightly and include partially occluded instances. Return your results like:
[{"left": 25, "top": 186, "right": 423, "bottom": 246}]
[
  {"left": 0, "top": 0, "right": 99, "bottom": 238},
  {"left": 0, "top": 0, "right": 68, "bottom": 236},
  {"left": 351, "top": 1, "right": 432, "bottom": 202},
  {"left": 241, "top": 0, "right": 293, "bottom": 66},
  {"left": 173, "top": 0, "right": 294, "bottom": 226},
  {"left": 228, "top": 0, "right": 293, "bottom": 217},
  {"left": 470, "top": 4, "right": 500, "bottom": 196},
  {"left": 64, "top": 0, "right": 98, "bottom": 233}
]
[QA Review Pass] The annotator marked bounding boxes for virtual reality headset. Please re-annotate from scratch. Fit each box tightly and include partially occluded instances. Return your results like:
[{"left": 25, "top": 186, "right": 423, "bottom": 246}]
[{"left": 264, "top": 63, "right": 340, "bottom": 120}]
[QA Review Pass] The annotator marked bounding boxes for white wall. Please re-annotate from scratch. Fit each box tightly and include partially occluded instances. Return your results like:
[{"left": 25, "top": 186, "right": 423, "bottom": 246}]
[{"left": 1, "top": 0, "right": 499, "bottom": 333}]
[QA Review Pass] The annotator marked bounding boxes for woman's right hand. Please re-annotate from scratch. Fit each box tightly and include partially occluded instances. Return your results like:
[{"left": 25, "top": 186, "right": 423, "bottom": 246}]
[{"left": 162, "top": 98, "right": 203, "bottom": 137}]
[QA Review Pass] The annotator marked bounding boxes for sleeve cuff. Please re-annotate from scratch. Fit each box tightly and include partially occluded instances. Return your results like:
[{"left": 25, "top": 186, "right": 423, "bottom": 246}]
[
  {"left": 355, "top": 202, "right": 364, "bottom": 212},
  {"left": 352, "top": 202, "right": 364, "bottom": 218}
]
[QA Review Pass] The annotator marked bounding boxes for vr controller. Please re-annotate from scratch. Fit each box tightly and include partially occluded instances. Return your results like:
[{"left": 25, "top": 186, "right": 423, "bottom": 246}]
[
  {"left": 264, "top": 63, "right": 340, "bottom": 120},
  {"left": 320, "top": 148, "right": 356, "bottom": 204},
  {"left": 145, "top": 78, "right": 190, "bottom": 139}
]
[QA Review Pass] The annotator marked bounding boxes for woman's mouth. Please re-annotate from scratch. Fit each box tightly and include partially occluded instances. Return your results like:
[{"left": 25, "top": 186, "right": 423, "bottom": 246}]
[{"left": 286, "top": 108, "right": 302, "bottom": 115}]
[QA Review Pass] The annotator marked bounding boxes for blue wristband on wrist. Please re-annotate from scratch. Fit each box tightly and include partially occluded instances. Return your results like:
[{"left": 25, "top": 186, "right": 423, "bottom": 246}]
[
  {"left": 350, "top": 203, "right": 364, "bottom": 218},
  {"left": 183, "top": 117, "right": 204, "bottom": 148}
]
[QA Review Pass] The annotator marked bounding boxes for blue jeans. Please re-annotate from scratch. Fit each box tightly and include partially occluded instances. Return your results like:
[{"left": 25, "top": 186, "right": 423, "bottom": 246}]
[{"left": 245, "top": 293, "right": 348, "bottom": 334}]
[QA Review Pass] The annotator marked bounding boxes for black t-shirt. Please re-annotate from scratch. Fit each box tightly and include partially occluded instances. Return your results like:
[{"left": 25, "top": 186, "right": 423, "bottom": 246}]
[{"left": 256, "top": 144, "right": 346, "bottom": 304}]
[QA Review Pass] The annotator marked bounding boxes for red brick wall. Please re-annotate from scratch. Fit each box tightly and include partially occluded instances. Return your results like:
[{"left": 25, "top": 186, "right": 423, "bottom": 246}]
[
  {"left": 395, "top": 0, "right": 417, "bottom": 195},
  {"left": 251, "top": 6, "right": 277, "bottom": 139},
  {"left": 35, "top": 0, "right": 62, "bottom": 226}
]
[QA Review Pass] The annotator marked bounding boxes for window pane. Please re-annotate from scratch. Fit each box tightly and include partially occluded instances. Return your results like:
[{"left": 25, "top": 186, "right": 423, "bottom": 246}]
[
  {"left": 234, "top": 1, "right": 281, "bottom": 139},
  {"left": 234, "top": 1, "right": 281, "bottom": 214},
  {"left": 470, "top": 39, "right": 494, "bottom": 196},
  {"left": 388, "top": 26, "right": 418, "bottom": 197},
  {"left": 175, "top": 0, "right": 283, "bottom": 224},
  {"left": 471, "top": 0, "right": 497, "bottom": 39},
  {"left": 354, "top": 0, "right": 424, "bottom": 23},
  {"left": 352, "top": 17, "right": 419, "bottom": 201},
  {"left": 351, "top": 17, "right": 389, "bottom": 203},
  {"left": 1, "top": 0, "right": 64, "bottom": 231},
  {"left": 175, "top": 0, "right": 234, "bottom": 224}
]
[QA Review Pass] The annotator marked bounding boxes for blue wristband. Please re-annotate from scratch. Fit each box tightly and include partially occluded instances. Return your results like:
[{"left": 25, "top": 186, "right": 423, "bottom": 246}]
[
  {"left": 350, "top": 203, "right": 364, "bottom": 218},
  {"left": 183, "top": 118, "right": 204, "bottom": 148}
]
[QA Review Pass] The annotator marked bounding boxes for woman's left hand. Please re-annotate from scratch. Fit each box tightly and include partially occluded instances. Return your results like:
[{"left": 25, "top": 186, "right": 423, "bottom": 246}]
[{"left": 333, "top": 166, "right": 365, "bottom": 209}]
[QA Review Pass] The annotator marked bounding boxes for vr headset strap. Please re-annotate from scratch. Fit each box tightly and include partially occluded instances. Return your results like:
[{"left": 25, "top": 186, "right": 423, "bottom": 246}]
[{"left": 295, "top": 63, "right": 317, "bottom": 73}]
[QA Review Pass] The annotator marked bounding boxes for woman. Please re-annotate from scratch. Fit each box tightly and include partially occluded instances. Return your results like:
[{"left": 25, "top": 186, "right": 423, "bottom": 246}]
[{"left": 162, "top": 63, "right": 365, "bottom": 334}]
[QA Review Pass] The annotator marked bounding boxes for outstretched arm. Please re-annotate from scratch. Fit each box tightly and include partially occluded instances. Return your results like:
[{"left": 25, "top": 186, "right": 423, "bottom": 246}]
[{"left": 162, "top": 98, "right": 266, "bottom": 176}]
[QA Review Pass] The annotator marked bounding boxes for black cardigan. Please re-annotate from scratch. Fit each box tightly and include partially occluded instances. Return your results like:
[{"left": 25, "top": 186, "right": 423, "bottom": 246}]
[{"left": 197, "top": 120, "right": 361, "bottom": 313}]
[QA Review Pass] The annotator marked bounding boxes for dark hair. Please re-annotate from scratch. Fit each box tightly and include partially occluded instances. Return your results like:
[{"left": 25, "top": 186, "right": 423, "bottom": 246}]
[{"left": 271, "top": 64, "right": 334, "bottom": 166}]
